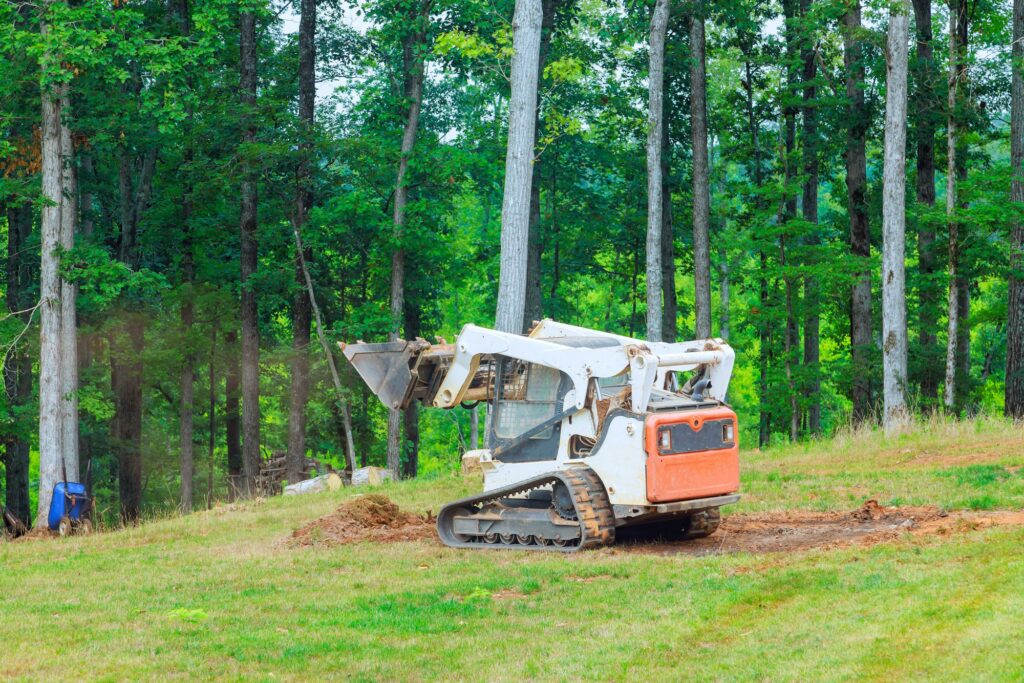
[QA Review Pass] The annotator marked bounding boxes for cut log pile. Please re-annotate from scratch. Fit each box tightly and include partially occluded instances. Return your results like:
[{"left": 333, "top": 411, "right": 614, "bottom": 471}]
[{"left": 229, "top": 453, "right": 339, "bottom": 498}]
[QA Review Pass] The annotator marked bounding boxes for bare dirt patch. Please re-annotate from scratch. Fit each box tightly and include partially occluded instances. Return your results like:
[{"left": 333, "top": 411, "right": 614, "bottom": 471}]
[
  {"left": 288, "top": 494, "right": 434, "bottom": 547},
  {"left": 617, "top": 500, "right": 1024, "bottom": 556}
]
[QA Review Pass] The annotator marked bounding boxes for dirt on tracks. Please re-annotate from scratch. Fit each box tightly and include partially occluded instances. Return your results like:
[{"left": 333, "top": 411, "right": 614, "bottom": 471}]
[{"left": 617, "top": 500, "right": 1024, "bottom": 556}]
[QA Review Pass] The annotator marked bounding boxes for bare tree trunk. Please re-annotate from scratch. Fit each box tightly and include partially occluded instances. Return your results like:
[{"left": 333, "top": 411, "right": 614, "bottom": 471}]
[
  {"left": 690, "top": 9, "right": 712, "bottom": 340},
  {"left": 912, "top": 0, "right": 940, "bottom": 402},
  {"left": 387, "top": 1, "right": 430, "bottom": 476},
  {"left": 111, "top": 318, "right": 144, "bottom": 523},
  {"left": 782, "top": 0, "right": 800, "bottom": 441},
  {"left": 287, "top": 0, "right": 316, "bottom": 485},
  {"left": 661, "top": 99, "right": 677, "bottom": 342},
  {"left": 224, "top": 330, "right": 242, "bottom": 498},
  {"left": 843, "top": 0, "right": 872, "bottom": 422},
  {"left": 742, "top": 56, "right": 771, "bottom": 446},
  {"left": 882, "top": 0, "right": 911, "bottom": 432},
  {"left": 496, "top": 0, "right": 543, "bottom": 334},
  {"left": 179, "top": 217, "right": 195, "bottom": 511},
  {"left": 645, "top": 0, "right": 669, "bottom": 342},
  {"left": 37, "top": 55, "right": 67, "bottom": 525},
  {"left": 523, "top": 0, "right": 557, "bottom": 332},
  {"left": 470, "top": 405, "right": 480, "bottom": 449},
  {"left": 943, "top": 1, "right": 962, "bottom": 411},
  {"left": 718, "top": 246, "right": 730, "bottom": 339},
  {"left": 1007, "top": 0, "right": 1024, "bottom": 418},
  {"left": 207, "top": 325, "right": 216, "bottom": 507},
  {"left": 800, "top": 0, "right": 820, "bottom": 433},
  {"left": 239, "top": 8, "right": 260, "bottom": 495},
  {"left": 291, "top": 227, "right": 358, "bottom": 474},
  {"left": 59, "top": 107, "right": 79, "bottom": 483}
]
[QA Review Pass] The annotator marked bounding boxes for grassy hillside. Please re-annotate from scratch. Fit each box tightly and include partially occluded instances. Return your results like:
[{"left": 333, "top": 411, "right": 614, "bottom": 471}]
[{"left": 3, "top": 416, "right": 1024, "bottom": 681}]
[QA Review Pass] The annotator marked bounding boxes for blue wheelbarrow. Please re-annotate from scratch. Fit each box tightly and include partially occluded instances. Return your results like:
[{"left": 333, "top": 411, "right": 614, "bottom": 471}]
[{"left": 47, "top": 462, "right": 94, "bottom": 536}]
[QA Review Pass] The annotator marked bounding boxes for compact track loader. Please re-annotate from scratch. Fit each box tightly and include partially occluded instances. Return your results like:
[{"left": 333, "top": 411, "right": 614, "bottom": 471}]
[{"left": 341, "top": 319, "right": 740, "bottom": 551}]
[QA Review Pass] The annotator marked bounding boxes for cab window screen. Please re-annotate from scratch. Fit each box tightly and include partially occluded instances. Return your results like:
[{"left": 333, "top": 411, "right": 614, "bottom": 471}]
[{"left": 495, "top": 361, "right": 561, "bottom": 440}]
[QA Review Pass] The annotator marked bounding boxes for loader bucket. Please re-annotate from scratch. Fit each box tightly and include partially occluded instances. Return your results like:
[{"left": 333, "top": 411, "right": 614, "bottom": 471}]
[{"left": 341, "top": 341, "right": 426, "bottom": 410}]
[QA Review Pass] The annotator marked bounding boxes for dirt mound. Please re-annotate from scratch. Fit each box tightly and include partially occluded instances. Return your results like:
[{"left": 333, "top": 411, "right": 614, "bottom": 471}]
[
  {"left": 288, "top": 494, "right": 435, "bottom": 547},
  {"left": 618, "top": 502, "right": 1024, "bottom": 556}
]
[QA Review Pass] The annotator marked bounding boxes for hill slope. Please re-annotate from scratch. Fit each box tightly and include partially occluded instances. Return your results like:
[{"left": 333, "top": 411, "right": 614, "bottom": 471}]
[{"left": 3, "top": 417, "right": 1024, "bottom": 681}]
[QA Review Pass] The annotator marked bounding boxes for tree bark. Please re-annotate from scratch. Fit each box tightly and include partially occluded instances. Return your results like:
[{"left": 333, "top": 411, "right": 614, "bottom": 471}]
[
  {"left": 387, "top": 0, "right": 430, "bottom": 476},
  {"left": 690, "top": 8, "right": 712, "bottom": 340},
  {"left": 661, "top": 90, "right": 677, "bottom": 342},
  {"left": 882, "top": 0, "right": 911, "bottom": 432},
  {"left": 496, "top": 0, "right": 543, "bottom": 334},
  {"left": 912, "top": 0, "right": 940, "bottom": 402},
  {"left": 179, "top": 221, "right": 195, "bottom": 511},
  {"left": 111, "top": 318, "right": 144, "bottom": 522},
  {"left": 239, "top": 8, "right": 260, "bottom": 495},
  {"left": 800, "top": 0, "right": 820, "bottom": 433},
  {"left": 645, "top": 0, "right": 669, "bottom": 342},
  {"left": 843, "top": 1, "right": 872, "bottom": 423},
  {"left": 287, "top": 0, "right": 317, "bottom": 485},
  {"left": 742, "top": 56, "right": 771, "bottom": 446},
  {"left": 943, "top": 0, "right": 963, "bottom": 411},
  {"left": 37, "top": 44, "right": 69, "bottom": 524},
  {"left": 59, "top": 105, "right": 79, "bottom": 484},
  {"left": 782, "top": 0, "right": 800, "bottom": 441},
  {"left": 291, "top": 225, "right": 359, "bottom": 475},
  {"left": 1007, "top": 0, "right": 1024, "bottom": 417},
  {"left": 523, "top": 0, "right": 557, "bottom": 332},
  {"left": 224, "top": 329, "right": 243, "bottom": 498}
]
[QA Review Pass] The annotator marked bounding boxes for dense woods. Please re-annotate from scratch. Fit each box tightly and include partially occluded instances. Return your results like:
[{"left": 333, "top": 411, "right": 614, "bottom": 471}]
[{"left": 0, "top": 0, "right": 1021, "bottom": 525}]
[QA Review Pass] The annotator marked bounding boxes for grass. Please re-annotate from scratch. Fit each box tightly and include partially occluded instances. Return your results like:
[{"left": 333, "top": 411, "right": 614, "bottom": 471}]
[{"left": 3, "top": 415, "right": 1024, "bottom": 681}]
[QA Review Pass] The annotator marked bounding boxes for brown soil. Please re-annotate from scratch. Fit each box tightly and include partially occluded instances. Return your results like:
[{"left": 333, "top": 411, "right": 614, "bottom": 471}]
[
  {"left": 288, "top": 496, "right": 1024, "bottom": 556},
  {"left": 288, "top": 494, "right": 434, "bottom": 547},
  {"left": 617, "top": 500, "right": 1024, "bottom": 556}
]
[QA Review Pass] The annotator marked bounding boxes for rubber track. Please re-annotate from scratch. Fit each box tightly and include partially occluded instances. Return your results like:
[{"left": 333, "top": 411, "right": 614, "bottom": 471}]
[{"left": 436, "top": 466, "right": 616, "bottom": 552}]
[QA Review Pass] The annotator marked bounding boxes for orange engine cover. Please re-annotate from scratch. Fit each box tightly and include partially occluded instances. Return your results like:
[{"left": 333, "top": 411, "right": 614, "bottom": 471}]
[{"left": 644, "top": 407, "right": 740, "bottom": 503}]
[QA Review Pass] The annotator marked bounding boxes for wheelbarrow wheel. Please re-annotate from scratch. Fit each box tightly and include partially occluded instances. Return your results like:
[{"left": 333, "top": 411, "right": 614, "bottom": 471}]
[{"left": 57, "top": 516, "right": 72, "bottom": 537}]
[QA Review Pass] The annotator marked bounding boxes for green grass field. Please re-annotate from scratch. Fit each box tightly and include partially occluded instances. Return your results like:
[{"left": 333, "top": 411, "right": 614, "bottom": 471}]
[{"left": 3, "top": 415, "right": 1024, "bottom": 681}]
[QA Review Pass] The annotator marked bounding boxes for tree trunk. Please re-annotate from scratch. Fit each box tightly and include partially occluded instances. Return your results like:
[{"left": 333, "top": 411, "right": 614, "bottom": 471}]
[
  {"left": 523, "top": 0, "right": 557, "bottom": 332},
  {"left": 801, "top": 0, "right": 820, "bottom": 433},
  {"left": 742, "top": 56, "right": 770, "bottom": 446},
  {"left": 912, "top": 0, "right": 940, "bottom": 402},
  {"left": 661, "top": 97, "right": 677, "bottom": 342},
  {"left": 843, "top": 0, "right": 872, "bottom": 422},
  {"left": 290, "top": 227, "right": 359, "bottom": 475},
  {"left": 645, "top": 0, "right": 669, "bottom": 342},
  {"left": 179, "top": 0, "right": 196, "bottom": 508},
  {"left": 882, "top": 0, "right": 911, "bottom": 432},
  {"left": 239, "top": 8, "right": 260, "bottom": 495},
  {"left": 179, "top": 245, "right": 195, "bottom": 512},
  {"left": 387, "top": 1, "right": 430, "bottom": 476},
  {"left": 782, "top": 0, "right": 800, "bottom": 441},
  {"left": 5, "top": 202, "right": 32, "bottom": 525},
  {"left": 111, "top": 318, "right": 144, "bottom": 522},
  {"left": 496, "top": 0, "right": 543, "bottom": 334},
  {"left": 37, "top": 56, "right": 68, "bottom": 525},
  {"left": 943, "top": 0, "right": 962, "bottom": 411},
  {"left": 690, "top": 9, "right": 712, "bottom": 340},
  {"left": 470, "top": 405, "right": 480, "bottom": 449},
  {"left": 224, "top": 329, "right": 243, "bottom": 497},
  {"left": 287, "top": 0, "right": 317, "bottom": 485},
  {"left": 1007, "top": 0, "right": 1024, "bottom": 418},
  {"left": 59, "top": 106, "right": 79, "bottom": 484},
  {"left": 207, "top": 326, "right": 217, "bottom": 507}
]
